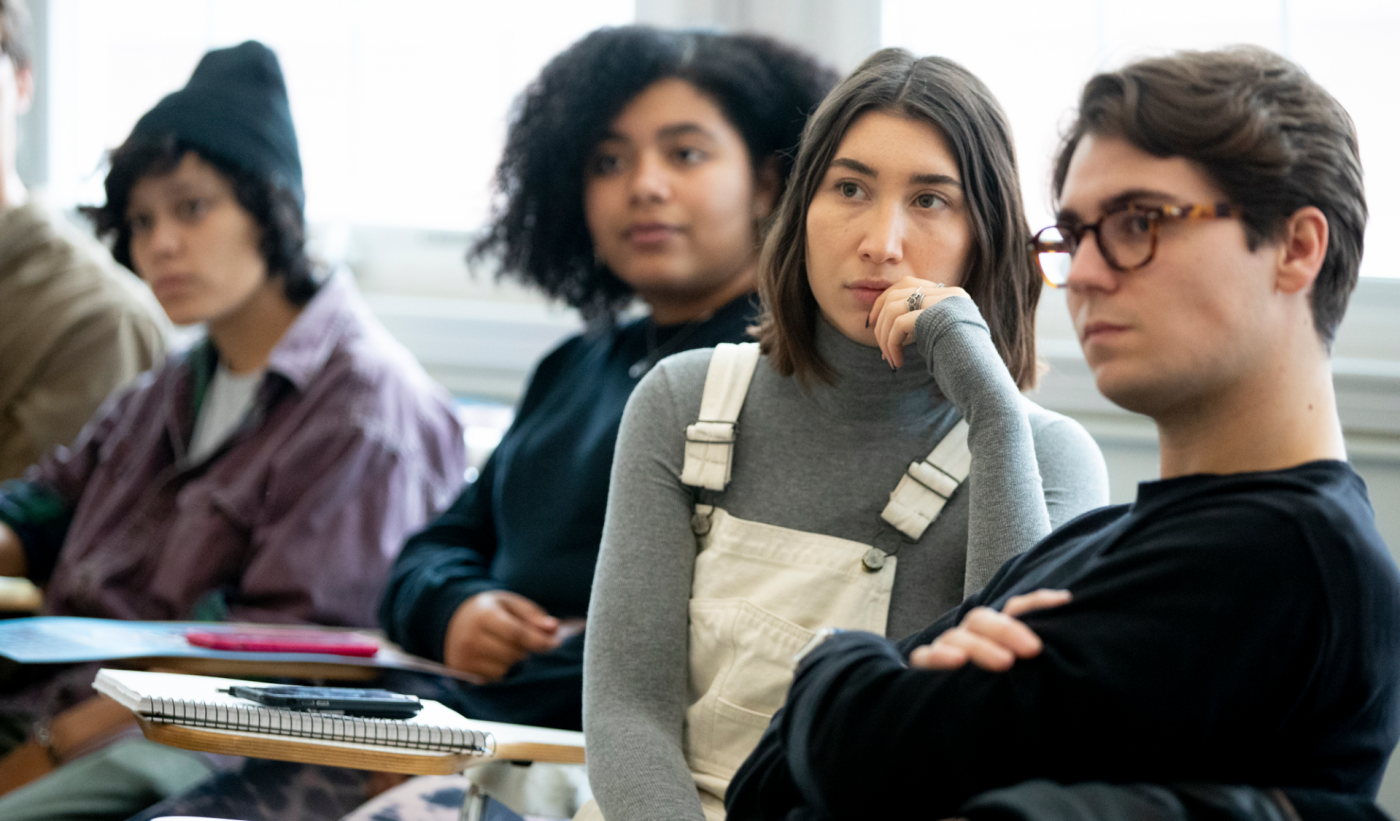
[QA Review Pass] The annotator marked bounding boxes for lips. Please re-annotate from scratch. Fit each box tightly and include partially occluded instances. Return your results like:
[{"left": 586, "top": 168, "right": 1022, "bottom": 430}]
[
  {"left": 625, "top": 222, "right": 681, "bottom": 245},
  {"left": 845, "top": 278, "right": 892, "bottom": 308},
  {"left": 148, "top": 274, "right": 195, "bottom": 303},
  {"left": 1080, "top": 320, "right": 1130, "bottom": 344}
]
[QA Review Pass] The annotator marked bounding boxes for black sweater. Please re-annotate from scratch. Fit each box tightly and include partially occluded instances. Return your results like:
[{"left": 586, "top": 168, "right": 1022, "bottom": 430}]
[
  {"left": 727, "top": 460, "right": 1400, "bottom": 820},
  {"left": 378, "top": 294, "right": 758, "bottom": 730}
]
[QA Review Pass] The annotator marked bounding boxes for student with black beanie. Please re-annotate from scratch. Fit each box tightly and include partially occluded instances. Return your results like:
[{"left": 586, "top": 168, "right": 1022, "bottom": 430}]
[{"left": 0, "top": 40, "right": 464, "bottom": 820}]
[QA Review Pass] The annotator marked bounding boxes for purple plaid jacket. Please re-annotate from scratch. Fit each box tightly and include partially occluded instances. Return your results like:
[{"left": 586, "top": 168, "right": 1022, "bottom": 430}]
[{"left": 19, "top": 273, "right": 464, "bottom": 627}]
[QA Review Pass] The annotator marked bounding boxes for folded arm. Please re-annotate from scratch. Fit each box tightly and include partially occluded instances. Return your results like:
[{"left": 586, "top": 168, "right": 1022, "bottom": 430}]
[{"left": 738, "top": 508, "right": 1328, "bottom": 819}]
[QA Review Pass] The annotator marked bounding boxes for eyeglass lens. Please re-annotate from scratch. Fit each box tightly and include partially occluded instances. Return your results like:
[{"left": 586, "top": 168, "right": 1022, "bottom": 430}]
[
  {"left": 1036, "top": 226, "right": 1073, "bottom": 286},
  {"left": 1100, "top": 211, "right": 1155, "bottom": 270},
  {"left": 1034, "top": 211, "right": 1158, "bottom": 286}
]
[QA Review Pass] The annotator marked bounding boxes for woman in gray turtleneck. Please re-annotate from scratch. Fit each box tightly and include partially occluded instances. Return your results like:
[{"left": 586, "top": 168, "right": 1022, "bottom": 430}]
[{"left": 581, "top": 51, "right": 1109, "bottom": 821}]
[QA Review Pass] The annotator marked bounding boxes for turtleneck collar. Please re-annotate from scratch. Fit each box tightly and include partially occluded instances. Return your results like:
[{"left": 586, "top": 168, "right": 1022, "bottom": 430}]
[{"left": 801, "top": 314, "right": 946, "bottom": 425}]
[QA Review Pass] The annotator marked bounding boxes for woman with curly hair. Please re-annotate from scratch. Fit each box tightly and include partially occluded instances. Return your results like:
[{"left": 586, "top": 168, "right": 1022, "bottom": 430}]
[
  {"left": 579, "top": 50, "right": 1110, "bottom": 821},
  {"left": 131, "top": 25, "right": 838, "bottom": 821},
  {"left": 379, "top": 21, "right": 838, "bottom": 736}
]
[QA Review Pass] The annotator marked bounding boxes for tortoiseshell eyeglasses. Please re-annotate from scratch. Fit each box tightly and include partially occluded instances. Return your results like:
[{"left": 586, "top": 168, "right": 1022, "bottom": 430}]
[{"left": 1030, "top": 202, "right": 1242, "bottom": 287}]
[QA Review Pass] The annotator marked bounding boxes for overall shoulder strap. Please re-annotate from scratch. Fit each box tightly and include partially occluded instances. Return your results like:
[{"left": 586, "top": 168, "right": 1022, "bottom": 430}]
[
  {"left": 880, "top": 419, "right": 972, "bottom": 540},
  {"left": 679, "top": 342, "right": 761, "bottom": 491}
]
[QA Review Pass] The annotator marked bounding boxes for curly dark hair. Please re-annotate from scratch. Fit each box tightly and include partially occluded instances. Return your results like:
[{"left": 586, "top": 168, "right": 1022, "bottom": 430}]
[
  {"left": 83, "top": 133, "right": 319, "bottom": 306},
  {"left": 472, "top": 25, "right": 839, "bottom": 319}
]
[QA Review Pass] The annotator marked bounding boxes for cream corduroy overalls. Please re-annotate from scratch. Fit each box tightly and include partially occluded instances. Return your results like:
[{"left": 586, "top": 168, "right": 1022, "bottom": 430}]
[{"left": 579, "top": 343, "right": 970, "bottom": 821}]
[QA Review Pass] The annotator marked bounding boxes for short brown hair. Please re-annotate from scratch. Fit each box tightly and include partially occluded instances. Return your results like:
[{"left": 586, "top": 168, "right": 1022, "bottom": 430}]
[
  {"left": 756, "top": 49, "right": 1041, "bottom": 388},
  {"left": 0, "top": 0, "right": 30, "bottom": 69},
  {"left": 1052, "top": 46, "right": 1365, "bottom": 347}
]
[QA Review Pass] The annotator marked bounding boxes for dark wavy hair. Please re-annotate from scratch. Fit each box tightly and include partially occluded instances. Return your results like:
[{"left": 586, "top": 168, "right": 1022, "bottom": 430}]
[
  {"left": 84, "top": 133, "right": 319, "bottom": 306},
  {"left": 1053, "top": 46, "right": 1364, "bottom": 348},
  {"left": 472, "top": 25, "right": 838, "bottom": 319},
  {"left": 758, "top": 49, "right": 1041, "bottom": 388}
]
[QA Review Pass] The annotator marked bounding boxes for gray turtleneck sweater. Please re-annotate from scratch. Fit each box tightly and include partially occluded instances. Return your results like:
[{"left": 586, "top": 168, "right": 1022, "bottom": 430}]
[{"left": 584, "top": 297, "right": 1108, "bottom": 821}]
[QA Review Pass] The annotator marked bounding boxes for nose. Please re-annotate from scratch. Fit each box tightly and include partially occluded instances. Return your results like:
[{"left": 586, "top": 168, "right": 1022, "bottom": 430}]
[
  {"left": 857, "top": 200, "right": 903, "bottom": 267},
  {"left": 133, "top": 216, "right": 181, "bottom": 272},
  {"left": 1064, "top": 231, "right": 1118, "bottom": 294},
  {"left": 153, "top": 215, "right": 183, "bottom": 254},
  {"left": 628, "top": 149, "right": 671, "bottom": 204}
]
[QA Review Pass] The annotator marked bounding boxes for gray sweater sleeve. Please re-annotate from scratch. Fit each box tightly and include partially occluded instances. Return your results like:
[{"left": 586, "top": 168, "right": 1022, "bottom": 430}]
[
  {"left": 914, "top": 296, "right": 1051, "bottom": 594},
  {"left": 1028, "top": 400, "right": 1110, "bottom": 531},
  {"left": 585, "top": 358, "right": 710, "bottom": 821}
]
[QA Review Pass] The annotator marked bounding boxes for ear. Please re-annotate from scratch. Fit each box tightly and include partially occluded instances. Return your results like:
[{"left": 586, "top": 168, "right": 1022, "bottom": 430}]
[
  {"left": 13, "top": 64, "right": 32, "bottom": 116},
  {"left": 752, "top": 155, "right": 781, "bottom": 222},
  {"left": 1274, "top": 206, "right": 1328, "bottom": 295}
]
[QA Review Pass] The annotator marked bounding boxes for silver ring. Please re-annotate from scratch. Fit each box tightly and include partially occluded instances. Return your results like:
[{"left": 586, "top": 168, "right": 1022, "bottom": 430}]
[
  {"left": 906, "top": 287, "right": 924, "bottom": 312},
  {"left": 933, "top": 282, "right": 945, "bottom": 288}
]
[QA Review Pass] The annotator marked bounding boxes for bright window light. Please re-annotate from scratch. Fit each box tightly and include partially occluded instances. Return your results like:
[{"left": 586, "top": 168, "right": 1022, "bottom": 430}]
[
  {"left": 45, "top": 0, "right": 635, "bottom": 232},
  {"left": 882, "top": 0, "right": 1399, "bottom": 279}
]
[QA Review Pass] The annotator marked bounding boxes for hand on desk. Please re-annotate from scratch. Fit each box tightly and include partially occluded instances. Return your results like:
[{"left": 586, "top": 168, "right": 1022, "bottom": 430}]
[
  {"left": 443, "top": 590, "right": 582, "bottom": 683},
  {"left": 909, "top": 589, "right": 1071, "bottom": 673}
]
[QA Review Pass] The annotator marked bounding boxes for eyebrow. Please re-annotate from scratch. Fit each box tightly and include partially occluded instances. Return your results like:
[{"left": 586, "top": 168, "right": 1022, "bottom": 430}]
[
  {"left": 911, "top": 173, "right": 960, "bottom": 187},
  {"left": 830, "top": 158, "right": 961, "bottom": 188},
  {"left": 1058, "top": 187, "right": 1181, "bottom": 222},
  {"left": 599, "top": 122, "right": 714, "bottom": 144},
  {"left": 657, "top": 122, "right": 712, "bottom": 140},
  {"left": 831, "top": 157, "right": 877, "bottom": 177},
  {"left": 126, "top": 179, "right": 205, "bottom": 214}
]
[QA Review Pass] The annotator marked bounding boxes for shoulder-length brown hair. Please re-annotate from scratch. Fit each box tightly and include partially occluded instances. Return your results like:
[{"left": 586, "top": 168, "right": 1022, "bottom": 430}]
[{"left": 756, "top": 48, "right": 1041, "bottom": 388}]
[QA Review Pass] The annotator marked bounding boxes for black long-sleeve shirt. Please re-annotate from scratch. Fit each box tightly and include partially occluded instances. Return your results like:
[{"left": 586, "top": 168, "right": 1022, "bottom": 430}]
[
  {"left": 727, "top": 460, "right": 1400, "bottom": 820},
  {"left": 378, "top": 294, "right": 758, "bottom": 730}
]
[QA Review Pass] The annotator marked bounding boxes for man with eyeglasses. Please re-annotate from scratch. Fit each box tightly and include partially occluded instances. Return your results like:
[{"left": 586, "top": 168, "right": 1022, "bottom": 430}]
[{"left": 725, "top": 46, "right": 1398, "bottom": 821}]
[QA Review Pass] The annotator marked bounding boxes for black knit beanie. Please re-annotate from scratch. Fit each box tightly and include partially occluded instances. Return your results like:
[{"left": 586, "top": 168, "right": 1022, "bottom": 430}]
[{"left": 129, "top": 40, "right": 303, "bottom": 208}]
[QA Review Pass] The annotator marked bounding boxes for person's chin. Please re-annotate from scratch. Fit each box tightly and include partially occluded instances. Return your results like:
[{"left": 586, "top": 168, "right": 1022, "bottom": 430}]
[
  {"left": 157, "top": 299, "right": 202, "bottom": 327},
  {"left": 1093, "top": 365, "right": 1167, "bottom": 416},
  {"left": 612, "top": 260, "right": 693, "bottom": 290}
]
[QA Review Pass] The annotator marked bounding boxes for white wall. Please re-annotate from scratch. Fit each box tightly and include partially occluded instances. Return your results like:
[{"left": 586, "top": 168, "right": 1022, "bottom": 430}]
[{"left": 635, "top": 0, "right": 880, "bottom": 73}]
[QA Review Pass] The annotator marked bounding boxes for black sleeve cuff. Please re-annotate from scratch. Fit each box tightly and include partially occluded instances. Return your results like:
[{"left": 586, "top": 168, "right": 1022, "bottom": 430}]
[
  {"left": 416, "top": 578, "right": 507, "bottom": 662},
  {"left": 0, "top": 480, "right": 72, "bottom": 584}
]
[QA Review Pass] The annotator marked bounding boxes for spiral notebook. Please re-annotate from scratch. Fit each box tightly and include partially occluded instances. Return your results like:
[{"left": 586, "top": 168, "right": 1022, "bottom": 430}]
[{"left": 94, "top": 669, "right": 491, "bottom": 755}]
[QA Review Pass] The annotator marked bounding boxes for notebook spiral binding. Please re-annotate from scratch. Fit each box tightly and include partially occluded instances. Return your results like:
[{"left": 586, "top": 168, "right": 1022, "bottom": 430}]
[{"left": 145, "top": 697, "right": 493, "bottom": 755}]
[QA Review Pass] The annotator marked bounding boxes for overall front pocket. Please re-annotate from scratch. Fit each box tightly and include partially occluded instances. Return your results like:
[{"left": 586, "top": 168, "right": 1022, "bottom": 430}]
[{"left": 686, "top": 598, "right": 814, "bottom": 777}]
